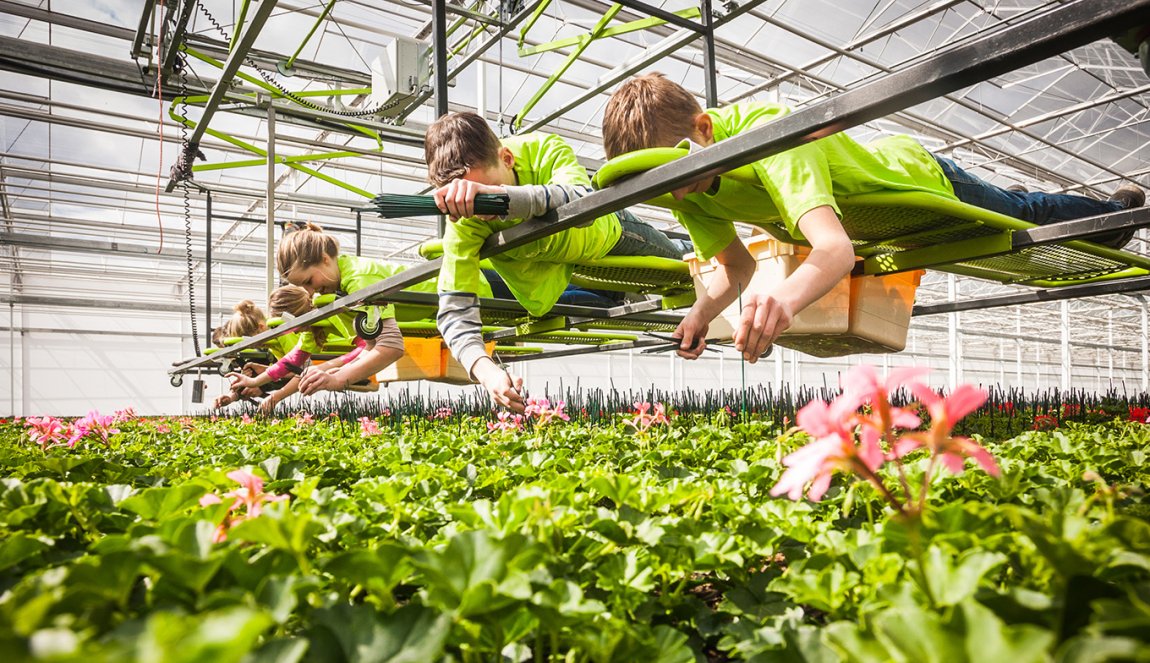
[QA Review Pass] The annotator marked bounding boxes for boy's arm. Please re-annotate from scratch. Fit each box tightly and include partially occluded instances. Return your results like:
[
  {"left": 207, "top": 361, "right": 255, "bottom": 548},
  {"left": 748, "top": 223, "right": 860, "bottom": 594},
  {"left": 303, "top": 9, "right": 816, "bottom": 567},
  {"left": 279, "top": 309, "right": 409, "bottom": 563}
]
[{"left": 677, "top": 206, "right": 854, "bottom": 362}]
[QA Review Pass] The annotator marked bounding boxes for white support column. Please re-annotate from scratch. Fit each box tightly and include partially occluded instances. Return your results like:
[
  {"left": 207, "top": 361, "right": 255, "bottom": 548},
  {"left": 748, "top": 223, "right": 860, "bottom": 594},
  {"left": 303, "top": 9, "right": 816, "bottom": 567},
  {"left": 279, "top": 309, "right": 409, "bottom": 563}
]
[
  {"left": 1142, "top": 298, "right": 1148, "bottom": 392},
  {"left": 265, "top": 103, "right": 277, "bottom": 296},
  {"left": 1108, "top": 309, "right": 1115, "bottom": 387},
  {"left": 1035, "top": 343, "right": 1042, "bottom": 390},
  {"left": 476, "top": 61, "right": 486, "bottom": 121},
  {"left": 1015, "top": 312, "right": 1023, "bottom": 387},
  {"left": 628, "top": 348, "right": 634, "bottom": 391},
  {"left": 789, "top": 348, "right": 798, "bottom": 386},
  {"left": 718, "top": 352, "right": 724, "bottom": 390},
  {"left": 774, "top": 345, "right": 783, "bottom": 388},
  {"left": 1060, "top": 300, "right": 1071, "bottom": 391},
  {"left": 948, "top": 274, "right": 959, "bottom": 386}
]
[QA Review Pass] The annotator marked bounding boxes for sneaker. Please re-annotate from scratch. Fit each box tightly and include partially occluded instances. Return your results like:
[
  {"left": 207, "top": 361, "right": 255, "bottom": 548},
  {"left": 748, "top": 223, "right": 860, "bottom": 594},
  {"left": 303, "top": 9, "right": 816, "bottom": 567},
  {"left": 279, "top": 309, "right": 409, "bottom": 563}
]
[
  {"left": 1006, "top": 183, "right": 1028, "bottom": 193},
  {"left": 1110, "top": 184, "right": 1146, "bottom": 210},
  {"left": 1093, "top": 185, "right": 1145, "bottom": 249}
]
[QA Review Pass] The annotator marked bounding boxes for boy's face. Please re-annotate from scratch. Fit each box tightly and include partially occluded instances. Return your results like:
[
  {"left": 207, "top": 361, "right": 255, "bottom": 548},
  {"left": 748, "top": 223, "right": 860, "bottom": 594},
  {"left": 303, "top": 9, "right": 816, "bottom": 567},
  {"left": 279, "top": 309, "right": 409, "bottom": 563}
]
[
  {"left": 287, "top": 256, "right": 340, "bottom": 295},
  {"left": 669, "top": 114, "right": 716, "bottom": 201}
]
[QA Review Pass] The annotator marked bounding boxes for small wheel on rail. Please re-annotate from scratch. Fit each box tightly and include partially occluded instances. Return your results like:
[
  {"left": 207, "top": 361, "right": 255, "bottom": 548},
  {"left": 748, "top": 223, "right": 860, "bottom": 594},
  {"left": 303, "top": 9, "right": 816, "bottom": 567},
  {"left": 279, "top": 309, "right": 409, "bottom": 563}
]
[
  {"left": 355, "top": 310, "right": 383, "bottom": 340},
  {"left": 170, "top": 374, "right": 184, "bottom": 388}
]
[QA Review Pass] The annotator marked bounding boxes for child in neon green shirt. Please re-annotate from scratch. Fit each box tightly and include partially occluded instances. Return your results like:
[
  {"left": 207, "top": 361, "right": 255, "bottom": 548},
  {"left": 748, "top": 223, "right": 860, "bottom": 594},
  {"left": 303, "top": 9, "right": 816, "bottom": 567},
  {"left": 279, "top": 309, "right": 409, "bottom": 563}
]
[
  {"left": 602, "top": 73, "right": 1142, "bottom": 363},
  {"left": 425, "top": 111, "right": 690, "bottom": 412}
]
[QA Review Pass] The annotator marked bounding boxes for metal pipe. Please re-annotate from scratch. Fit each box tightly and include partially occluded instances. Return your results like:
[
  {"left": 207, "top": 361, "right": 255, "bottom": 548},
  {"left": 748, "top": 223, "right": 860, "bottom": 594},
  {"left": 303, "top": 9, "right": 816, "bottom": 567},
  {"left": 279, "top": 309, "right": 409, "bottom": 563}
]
[
  {"left": 266, "top": 102, "right": 277, "bottom": 295},
  {"left": 614, "top": 0, "right": 706, "bottom": 33},
  {"left": 700, "top": 0, "right": 718, "bottom": 108},
  {"left": 206, "top": 191, "right": 213, "bottom": 347}
]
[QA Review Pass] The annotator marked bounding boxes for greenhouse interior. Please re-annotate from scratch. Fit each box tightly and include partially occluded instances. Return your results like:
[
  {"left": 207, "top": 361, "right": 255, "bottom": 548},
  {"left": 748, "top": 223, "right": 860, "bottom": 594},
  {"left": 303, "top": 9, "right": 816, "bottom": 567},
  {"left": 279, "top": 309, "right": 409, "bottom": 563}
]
[{"left": 2, "top": 0, "right": 1150, "bottom": 660}]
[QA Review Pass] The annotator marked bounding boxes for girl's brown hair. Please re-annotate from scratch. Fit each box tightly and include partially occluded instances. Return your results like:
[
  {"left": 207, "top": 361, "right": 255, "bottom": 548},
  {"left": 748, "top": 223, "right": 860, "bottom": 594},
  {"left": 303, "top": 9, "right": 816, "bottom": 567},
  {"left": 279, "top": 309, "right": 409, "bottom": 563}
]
[
  {"left": 269, "top": 285, "right": 327, "bottom": 347},
  {"left": 276, "top": 222, "right": 339, "bottom": 282}
]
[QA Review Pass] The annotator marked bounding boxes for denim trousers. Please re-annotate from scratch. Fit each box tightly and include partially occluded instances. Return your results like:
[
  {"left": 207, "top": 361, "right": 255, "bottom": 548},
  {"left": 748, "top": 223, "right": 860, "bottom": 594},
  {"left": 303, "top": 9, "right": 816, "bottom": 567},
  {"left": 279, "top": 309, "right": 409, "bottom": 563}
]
[
  {"left": 933, "top": 155, "right": 1122, "bottom": 224},
  {"left": 608, "top": 210, "right": 694, "bottom": 259}
]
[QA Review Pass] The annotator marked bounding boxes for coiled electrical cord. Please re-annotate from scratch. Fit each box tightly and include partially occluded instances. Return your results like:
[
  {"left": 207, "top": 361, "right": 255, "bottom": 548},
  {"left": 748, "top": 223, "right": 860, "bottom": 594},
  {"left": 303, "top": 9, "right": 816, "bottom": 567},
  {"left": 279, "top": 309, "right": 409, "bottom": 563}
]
[
  {"left": 193, "top": 2, "right": 414, "bottom": 119},
  {"left": 177, "top": 55, "right": 201, "bottom": 356}
]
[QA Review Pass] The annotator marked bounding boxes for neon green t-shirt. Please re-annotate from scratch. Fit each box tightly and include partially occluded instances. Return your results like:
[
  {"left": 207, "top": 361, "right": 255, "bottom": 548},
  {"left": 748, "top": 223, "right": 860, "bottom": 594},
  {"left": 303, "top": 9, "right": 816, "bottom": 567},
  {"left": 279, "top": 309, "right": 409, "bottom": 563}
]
[
  {"left": 675, "top": 103, "right": 956, "bottom": 260},
  {"left": 264, "top": 332, "right": 299, "bottom": 360},
  {"left": 338, "top": 254, "right": 492, "bottom": 317},
  {"left": 438, "top": 133, "right": 622, "bottom": 317}
]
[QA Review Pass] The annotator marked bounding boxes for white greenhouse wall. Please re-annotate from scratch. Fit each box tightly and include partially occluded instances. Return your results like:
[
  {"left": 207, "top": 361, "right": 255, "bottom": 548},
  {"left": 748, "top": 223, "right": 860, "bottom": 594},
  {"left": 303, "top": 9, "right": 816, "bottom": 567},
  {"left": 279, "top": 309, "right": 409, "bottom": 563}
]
[{"left": 2, "top": 303, "right": 1146, "bottom": 417}]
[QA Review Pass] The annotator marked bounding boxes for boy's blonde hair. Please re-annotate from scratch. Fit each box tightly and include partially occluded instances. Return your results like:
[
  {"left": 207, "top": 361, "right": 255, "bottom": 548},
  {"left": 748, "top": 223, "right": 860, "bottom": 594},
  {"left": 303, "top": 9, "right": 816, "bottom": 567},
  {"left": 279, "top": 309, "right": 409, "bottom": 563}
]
[
  {"left": 424, "top": 111, "right": 502, "bottom": 187},
  {"left": 268, "top": 285, "right": 327, "bottom": 347},
  {"left": 603, "top": 72, "right": 703, "bottom": 159},
  {"left": 276, "top": 222, "right": 339, "bottom": 282},
  {"left": 217, "top": 300, "right": 266, "bottom": 342}
]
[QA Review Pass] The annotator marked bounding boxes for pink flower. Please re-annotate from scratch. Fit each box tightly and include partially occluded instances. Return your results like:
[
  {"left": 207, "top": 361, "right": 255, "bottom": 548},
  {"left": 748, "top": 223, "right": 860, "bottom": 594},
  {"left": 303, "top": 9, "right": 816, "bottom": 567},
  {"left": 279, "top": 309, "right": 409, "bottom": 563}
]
[
  {"left": 177, "top": 417, "right": 195, "bottom": 431},
  {"left": 771, "top": 392, "right": 883, "bottom": 502},
  {"left": 841, "top": 365, "right": 925, "bottom": 435},
  {"left": 25, "top": 416, "right": 67, "bottom": 450},
  {"left": 156, "top": 424, "right": 171, "bottom": 434},
  {"left": 112, "top": 407, "right": 137, "bottom": 424},
  {"left": 295, "top": 412, "right": 314, "bottom": 426},
  {"left": 488, "top": 411, "right": 524, "bottom": 433},
  {"left": 80, "top": 411, "right": 119, "bottom": 446},
  {"left": 359, "top": 416, "right": 381, "bottom": 437},
  {"left": 626, "top": 401, "right": 671, "bottom": 433},
  {"left": 893, "top": 384, "right": 999, "bottom": 477},
  {"left": 431, "top": 407, "right": 453, "bottom": 420},
  {"left": 241, "top": 414, "right": 254, "bottom": 425},
  {"left": 524, "top": 398, "right": 570, "bottom": 426},
  {"left": 219, "top": 468, "right": 287, "bottom": 519}
]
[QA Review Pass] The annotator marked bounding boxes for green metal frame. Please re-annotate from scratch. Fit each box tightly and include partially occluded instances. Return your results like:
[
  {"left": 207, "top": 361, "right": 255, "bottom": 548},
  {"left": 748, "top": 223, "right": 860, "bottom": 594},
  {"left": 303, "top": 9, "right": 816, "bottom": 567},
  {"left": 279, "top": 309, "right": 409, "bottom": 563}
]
[{"left": 172, "top": 47, "right": 382, "bottom": 198}]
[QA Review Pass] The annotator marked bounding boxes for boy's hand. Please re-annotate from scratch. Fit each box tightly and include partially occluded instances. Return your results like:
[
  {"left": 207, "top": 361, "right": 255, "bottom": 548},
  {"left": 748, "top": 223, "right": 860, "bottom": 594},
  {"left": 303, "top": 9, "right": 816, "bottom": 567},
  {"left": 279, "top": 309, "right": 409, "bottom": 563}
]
[
  {"left": 434, "top": 180, "right": 506, "bottom": 221},
  {"left": 735, "top": 294, "right": 792, "bottom": 363},
  {"left": 673, "top": 312, "right": 710, "bottom": 360},
  {"left": 472, "top": 358, "right": 525, "bottom": 412},
  {"left": 298, "top": 367, "right": 347, "bottom": 396},
  {"left": 212, "top": 393, "right": 235, "bottom": 409}
]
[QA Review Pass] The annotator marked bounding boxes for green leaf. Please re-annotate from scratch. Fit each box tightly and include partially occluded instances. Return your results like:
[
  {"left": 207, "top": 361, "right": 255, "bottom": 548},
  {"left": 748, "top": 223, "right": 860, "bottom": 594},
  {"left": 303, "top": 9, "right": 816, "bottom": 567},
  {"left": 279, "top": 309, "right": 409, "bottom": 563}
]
[
  {"left": 121, "top": 484, "right": 207, "bottom": 520},
  {"left": 0, "top": 534, "right": 50, "bottom": 572},
  {"left": 306, "top": 604, "right": 450, "bottom": 663},
  {"left": 919, "top": 546, "right": 1007, "bottom": 607},
  {"left": 139, "top": 607, "right": 274, "bottom": 663},
  {"left": 242, "top": 637, "right": 309, "bottom": 663},
  {"left": 413, "top": 530, "right": 536, "bottom": 617}
]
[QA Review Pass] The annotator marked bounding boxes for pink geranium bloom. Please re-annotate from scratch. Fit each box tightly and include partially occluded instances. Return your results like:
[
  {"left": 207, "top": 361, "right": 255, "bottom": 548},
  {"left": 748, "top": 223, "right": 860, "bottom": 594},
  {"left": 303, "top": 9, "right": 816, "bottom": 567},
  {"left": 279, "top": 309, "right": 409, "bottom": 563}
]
[
  {"left": 25, "top": 416, "right": 67, "bottom": 450},
  {"left": 112, "top": 407, "right": 137, "bottom": 424},
  {"left": 893, "top": 384, "right": 999, "bottom": 477},
  {"left": 626, "top": 401, "right": 671, "bottom": 433},
  {"left": 241, "top": 414, "right": 254, "bottom": 425},
  {"left": 80, "top": 411, "right": 119, "bottom": 446},
  {"left": 841, "top": 365, "right": 926, "bottom": 435},
  {"left": 771, "top": 392, "right": 883, "bottom": 501},
  {"left": 525, "top": 398, "right": 570, "bottom": 426},
  {"left": 488, "top": 411, "right": 524, "bottom": 433},
  {"left": 222, "top": 468, "right": 287, "bottom": 518},
  {"left": 359, "top": 416, "right": 381, "bottom": 437},
  {"left": 295, "top": 412, "right": 314, "bottom": 426}
]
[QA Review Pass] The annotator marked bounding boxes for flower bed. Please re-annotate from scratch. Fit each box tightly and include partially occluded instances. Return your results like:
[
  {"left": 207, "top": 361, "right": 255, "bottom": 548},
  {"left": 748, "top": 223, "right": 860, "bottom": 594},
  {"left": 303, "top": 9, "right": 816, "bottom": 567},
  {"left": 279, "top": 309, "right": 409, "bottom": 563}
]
[{"left": 1, "top": 373, "right": 1149, "bottom": 661}]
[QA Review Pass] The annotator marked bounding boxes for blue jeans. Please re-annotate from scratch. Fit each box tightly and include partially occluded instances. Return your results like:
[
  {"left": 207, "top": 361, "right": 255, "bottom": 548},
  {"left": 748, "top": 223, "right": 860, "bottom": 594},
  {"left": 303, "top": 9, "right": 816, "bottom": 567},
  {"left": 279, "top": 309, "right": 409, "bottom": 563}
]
[
  {"left": 482, "top": 269, "right": 621, "bottom": 308},
  {"left": 933, "top": 155, "right": 1128, "bottom": 248},
  {"left": 608, "top": 210, "right": 694, "bottom": 258}
]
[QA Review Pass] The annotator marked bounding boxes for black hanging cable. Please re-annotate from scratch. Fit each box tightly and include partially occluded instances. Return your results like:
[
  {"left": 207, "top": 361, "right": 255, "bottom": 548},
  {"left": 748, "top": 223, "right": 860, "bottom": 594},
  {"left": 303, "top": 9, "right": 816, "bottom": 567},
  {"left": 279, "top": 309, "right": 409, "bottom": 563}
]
[{"left": 177, "top": 53, "right": 201, "bottom": 356}]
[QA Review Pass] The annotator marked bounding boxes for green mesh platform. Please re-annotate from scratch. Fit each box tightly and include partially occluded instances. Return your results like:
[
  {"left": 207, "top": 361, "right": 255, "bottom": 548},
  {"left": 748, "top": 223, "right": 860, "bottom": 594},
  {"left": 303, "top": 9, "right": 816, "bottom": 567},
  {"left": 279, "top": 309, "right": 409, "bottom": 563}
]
[
  {"left": 837, "top": 193, "right": 1150, "bottom": 286},
  {"left": 596, "top": 148, "right": 1150, "bottom": 288},
  {"left": 418, "top": 239, "right": 692, "bottom": 294}
]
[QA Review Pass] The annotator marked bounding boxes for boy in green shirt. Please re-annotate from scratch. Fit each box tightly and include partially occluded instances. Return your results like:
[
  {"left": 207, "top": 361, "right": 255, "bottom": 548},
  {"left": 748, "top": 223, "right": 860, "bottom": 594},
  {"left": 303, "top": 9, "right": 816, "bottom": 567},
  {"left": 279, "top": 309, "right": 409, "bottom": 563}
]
[
  {"left": 602, "top": 73, "right": 1145, "bottom": 364},
  {"left": 425, "top": 111, "right": 690, "bottom": 412}
]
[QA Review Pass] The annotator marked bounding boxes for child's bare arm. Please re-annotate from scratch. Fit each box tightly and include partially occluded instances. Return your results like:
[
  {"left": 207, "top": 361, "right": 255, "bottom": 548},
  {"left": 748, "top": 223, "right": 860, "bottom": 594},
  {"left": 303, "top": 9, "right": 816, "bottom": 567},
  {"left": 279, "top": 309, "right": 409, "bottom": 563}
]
[{"left": 735, "top": 206, "right": 854, "bottom": 361}]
